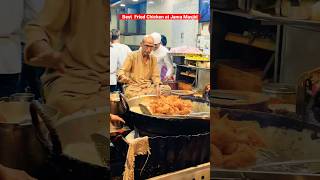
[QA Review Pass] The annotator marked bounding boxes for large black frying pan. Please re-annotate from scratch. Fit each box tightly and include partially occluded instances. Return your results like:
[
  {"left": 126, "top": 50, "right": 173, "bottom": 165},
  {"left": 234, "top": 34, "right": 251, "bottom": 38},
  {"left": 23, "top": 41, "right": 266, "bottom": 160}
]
[{"left": 119, "top": 94, "right": 210, "bottom": 136}]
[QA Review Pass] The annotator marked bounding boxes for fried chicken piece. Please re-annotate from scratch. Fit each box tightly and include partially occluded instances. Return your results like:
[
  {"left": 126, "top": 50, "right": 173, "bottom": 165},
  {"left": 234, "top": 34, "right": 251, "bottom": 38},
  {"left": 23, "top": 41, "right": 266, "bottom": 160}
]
[
  {"left": 212, "top": 127, "right": 239, "bottom": 151},
  {"left": 212, "top": 116, "right": 240, "bottom": 150},
  {"left": 0, "top": 113, "right": 6, "bottom": 123},
  {"left": 211, "top": 111, "right": 267, "bottom": 169},
  {"left": 211, "top": 144, "right": 223, "bottom": 167},
  {"left": 235, "top": 127, "right": 266, "bottom": 148},
  {"left": 222, "top": 144, "right": 257, "bottom": 169},
  {"left": 149, "top": 95, "right": 193, "bottom": 115},
  {"left": 213, "top": 114, "right": 266, "bottom": 150},
  {"left": 221, "top": 143, "right": 239, "bottom": 155}
]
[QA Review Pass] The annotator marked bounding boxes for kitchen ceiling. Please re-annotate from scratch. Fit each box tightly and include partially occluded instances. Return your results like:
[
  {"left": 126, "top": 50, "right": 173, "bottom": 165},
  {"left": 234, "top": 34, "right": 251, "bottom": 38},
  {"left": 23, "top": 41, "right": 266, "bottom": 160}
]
[{"left": 111, "top": 0, "right": 147, "bottom": 5}]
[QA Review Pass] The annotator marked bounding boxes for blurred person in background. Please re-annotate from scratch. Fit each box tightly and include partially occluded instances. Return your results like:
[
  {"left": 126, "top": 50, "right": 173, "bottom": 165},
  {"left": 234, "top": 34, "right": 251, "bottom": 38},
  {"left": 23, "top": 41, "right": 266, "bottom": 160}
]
[
  {"left": 0, "top": 1, "right": 43, "bottom": 179},
  {"left": 110, "top": 29, "right": 132, "bottom": 66},
  {"left": 24, "top": 0, "right": 109, "bottom": 116},
  {"left": 150, "top": 32, "right": 174, "bottom": 81},
  {"left": 110, "top": 29, "right": 131, "bottom": 92},
  {"left": 161, "top": 34, "right": 167, "bottom": 47},
  {"left": 0, "top": 0, "right": 43, "bottom": 98},
  {"left": 110, "top": 43, "right": 121, "bottom": 92},
  {"left": 16, "top": 0, "right": 45, "bottom": 100}
]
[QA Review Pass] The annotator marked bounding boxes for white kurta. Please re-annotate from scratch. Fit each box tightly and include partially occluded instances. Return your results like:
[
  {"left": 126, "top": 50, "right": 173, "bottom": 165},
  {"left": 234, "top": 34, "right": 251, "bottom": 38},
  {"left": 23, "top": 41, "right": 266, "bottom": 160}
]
[
  {"left": 151, "top": 45, "right": 173, "bottom": 78},
  {"left": 110, "top": 46, "right": 121, "bottom": 86},
  {"left": 0, "top": 0, "right": 43, "bottom": 74},
  {"left": 112, "top": 42, "right": 132, "bottom": 67}
]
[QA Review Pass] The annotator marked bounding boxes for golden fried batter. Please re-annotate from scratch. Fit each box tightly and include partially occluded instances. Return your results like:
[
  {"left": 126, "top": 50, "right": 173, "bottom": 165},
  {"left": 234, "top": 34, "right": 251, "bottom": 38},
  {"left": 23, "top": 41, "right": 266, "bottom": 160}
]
[
  {"left": 149, "top": 96, "right": 192, "bottom": 115},
  {"left": 222, "top": 144, "right": 257, "bottom": 169},
  {"left": 211, "top": 109, "right": 267, "bottom": 169},
  {"left": 212, "top": 144, "right": 223, "bottom": 167},
  {"left": 0, "top": 113, "right": 6, "bottom": 123},
  {"left": 124, "top": 82, "right": 156, "bottom": 99}
]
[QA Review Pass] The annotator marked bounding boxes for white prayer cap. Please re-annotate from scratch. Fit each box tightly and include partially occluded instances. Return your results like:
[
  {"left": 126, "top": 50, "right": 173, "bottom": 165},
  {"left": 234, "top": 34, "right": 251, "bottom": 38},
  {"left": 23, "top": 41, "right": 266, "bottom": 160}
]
[{"left": 150, "top": 32, "right": 161, "bottom": 44}]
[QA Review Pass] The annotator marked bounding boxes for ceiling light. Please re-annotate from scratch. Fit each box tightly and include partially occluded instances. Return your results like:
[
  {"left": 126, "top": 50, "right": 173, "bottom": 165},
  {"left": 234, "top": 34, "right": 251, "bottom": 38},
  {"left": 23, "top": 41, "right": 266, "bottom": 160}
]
[
  {"left": 120, "top": 3, "right": 126, "bottom": 7},
  {"left": 132, "top": 0, "right": 139, "bottom": 2}
]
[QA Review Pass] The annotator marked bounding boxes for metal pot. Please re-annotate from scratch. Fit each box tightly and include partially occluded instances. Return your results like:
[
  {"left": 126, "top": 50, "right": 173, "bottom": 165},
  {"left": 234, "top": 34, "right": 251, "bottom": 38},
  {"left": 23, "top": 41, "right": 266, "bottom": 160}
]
[
  {"left": 120, "top": 94, "right": 210, "bottom": 136},
  {"left": 10, "top": 93, "right": 35, "bottom": 102},
  {"left": 262, "top": 83, "right": 296, "bottom": 104},
  {"left": 110, "top": 92, "right": 125, "bottom": 115},
  {"left": 0, "top": 101, "right": 58, "bottom": 175},
  {"left": 30, "top": 101, "right": 109, "bottom": 179},
  {"left": 211, "top": 90, "right": 269, "bottom": 112}
]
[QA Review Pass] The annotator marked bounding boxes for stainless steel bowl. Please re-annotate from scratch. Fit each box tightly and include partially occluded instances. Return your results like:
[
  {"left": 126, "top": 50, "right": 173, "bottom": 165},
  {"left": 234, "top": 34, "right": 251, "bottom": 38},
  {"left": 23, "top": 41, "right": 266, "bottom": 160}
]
[
  {"left": 0, "top": 102, "right": 58, "bottom": 174},
  {"left": 10, "top": 93, "right": 35, "bottom": 102},
  {"left": 110, "top": 92, "right": 125, "bottom": 115}
]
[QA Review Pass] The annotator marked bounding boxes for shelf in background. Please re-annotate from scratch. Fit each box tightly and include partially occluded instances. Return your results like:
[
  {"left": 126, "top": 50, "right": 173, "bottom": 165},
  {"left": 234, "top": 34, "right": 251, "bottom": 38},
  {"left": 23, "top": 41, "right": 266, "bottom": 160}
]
[
  {"left": 214, "top": 9, "right": 256, "bottom": 19},
  {"left": 225, "top": 32, "right": 275, "bottom": 51},
  {"left": 180, "top": 72, "right": 196, "bottom": 78},
  {"left": 177, "top": 64, "right": 210, "bottom": 70},
  {"left": 214, "top": 9, "right": 320, "bottom": 27},
  {"left": 216, "top": 60, "right": 264, "bottom": 92},
  {"left": 216, "top": 59, "right": 264, "bottom": 77}
]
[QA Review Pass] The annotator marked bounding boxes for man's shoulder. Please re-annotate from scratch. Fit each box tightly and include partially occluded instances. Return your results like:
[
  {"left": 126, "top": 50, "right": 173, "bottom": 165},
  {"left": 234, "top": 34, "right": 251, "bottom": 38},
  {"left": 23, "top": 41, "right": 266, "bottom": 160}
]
[
  {"left": 131, "top": 50, "right": 140, "bottom": 55},
  {"left": 150, "top": 54, "right": 157, "bottom": 61},
  {"left": 126, "top": 50, "right": 139, "bottom": 59},
  {"left": 160, "top": 45, "right": 169, "bottom": 52},
  {"left": 115, "top": 43, "right": 132, "bottom": 51},
  {"left": 121, "top": 44, "right": 131, "bottom": 50}
]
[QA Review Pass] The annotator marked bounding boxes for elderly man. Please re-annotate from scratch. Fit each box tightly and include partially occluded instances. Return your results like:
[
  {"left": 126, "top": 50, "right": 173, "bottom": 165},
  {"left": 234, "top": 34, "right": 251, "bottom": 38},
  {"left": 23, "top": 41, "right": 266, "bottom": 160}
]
[{"left": 117, "top": 35, "right": 160, "bottom": 85}]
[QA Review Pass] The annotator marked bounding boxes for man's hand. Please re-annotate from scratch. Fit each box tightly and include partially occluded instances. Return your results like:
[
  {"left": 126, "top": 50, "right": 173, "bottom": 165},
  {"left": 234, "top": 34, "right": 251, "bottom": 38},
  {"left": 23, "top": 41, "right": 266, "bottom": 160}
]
[
  {"left": 164, "top": 75, "right": 174, "bottom": 82},
  {"left": 0, "top": 164, "right": 36, "bottom": 180},
  {"left": 156, "top": 84, "right": 160, "bottom": 96},
  {"left": 110, "top": 114, "right": 125, "bottom": 127},
  {"left": 30, "top": 50, "right": 65, "bottom": 73},
  {"left": 119, "top": 75, "right": 133, "bottom": 84},
  {"left": 26, "top": 40, "right": 65, "bottom": 73}
]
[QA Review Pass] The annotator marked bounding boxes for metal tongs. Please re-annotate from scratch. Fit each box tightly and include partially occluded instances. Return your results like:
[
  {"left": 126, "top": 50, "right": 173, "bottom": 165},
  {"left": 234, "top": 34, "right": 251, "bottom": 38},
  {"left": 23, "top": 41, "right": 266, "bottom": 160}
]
[
  {"left": 253, "top": 159, "right": 320, "bottom": 168},
  {"left": 250, "top": 159, "right": 320, "bottom": 174},
  {"left": 211, "top": 91, "right": 247, "bottom": 102},
  {"left": 250, "top": 149, "right": 320, "bottom": 173}
]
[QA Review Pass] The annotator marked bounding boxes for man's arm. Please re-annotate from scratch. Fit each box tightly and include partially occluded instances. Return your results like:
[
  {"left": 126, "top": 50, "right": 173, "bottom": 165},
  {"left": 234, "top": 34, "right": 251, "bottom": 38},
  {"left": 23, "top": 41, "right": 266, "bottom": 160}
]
[
  {"left": 24, "top": 0, "right": 70, "bottom": 70},
  {"left": 125, "top": 44, "right": 132, "bottom": 53},
  {"left": 163, "top": 54, "right": 174, "bottom": 78},
  {"left": 117, "top": 54, "right": 133, "bottom": 84},
  {"left": 151, "top": 57, "right": 161, "bottom": 85}
]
